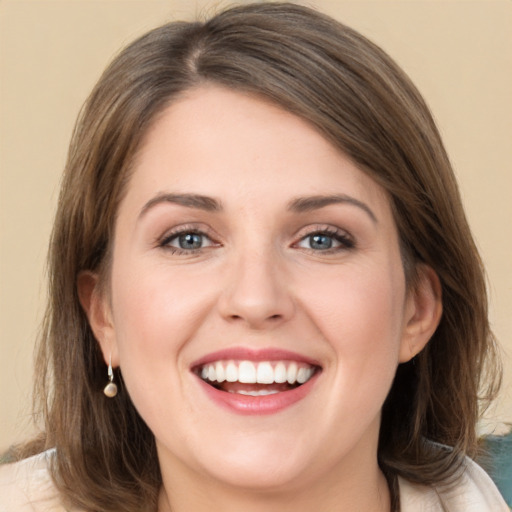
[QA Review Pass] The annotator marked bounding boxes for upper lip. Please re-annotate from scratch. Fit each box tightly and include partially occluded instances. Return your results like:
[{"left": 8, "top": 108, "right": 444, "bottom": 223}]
[{"left": 190, "top": 347, "right": 321, "bottom": 369}]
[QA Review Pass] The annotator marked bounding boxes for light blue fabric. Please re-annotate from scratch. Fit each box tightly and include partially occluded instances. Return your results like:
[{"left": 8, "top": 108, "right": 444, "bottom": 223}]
[{"left": 483, "top": 432, "right": 512, "bottom": 507}]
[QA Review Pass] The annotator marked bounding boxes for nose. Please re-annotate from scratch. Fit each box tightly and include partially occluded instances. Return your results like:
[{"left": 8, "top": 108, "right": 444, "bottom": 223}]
[{"left": 217, "top": 248, "right": 295, "bottom": 329}]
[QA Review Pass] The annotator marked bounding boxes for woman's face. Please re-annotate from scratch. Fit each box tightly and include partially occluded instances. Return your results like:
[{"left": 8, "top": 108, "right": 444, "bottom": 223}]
[{"left": 89, "top": 85, "right": 435, "bottom": 493}]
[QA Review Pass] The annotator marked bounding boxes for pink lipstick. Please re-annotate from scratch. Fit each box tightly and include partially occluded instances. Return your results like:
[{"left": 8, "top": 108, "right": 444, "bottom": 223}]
[{"left": 191, "top": 347, "right": 321, "bottom": 415}]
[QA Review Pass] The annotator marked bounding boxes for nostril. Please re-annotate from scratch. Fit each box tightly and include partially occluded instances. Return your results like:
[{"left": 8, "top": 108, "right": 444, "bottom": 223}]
[{"left": 228, "top": 313, "right": 282, "bottom": 322}]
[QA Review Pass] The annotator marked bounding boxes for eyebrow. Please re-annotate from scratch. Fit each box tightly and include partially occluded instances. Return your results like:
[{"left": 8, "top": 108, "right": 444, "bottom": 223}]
[
  {"left": 139, "top": 193, "right": 222, "bottom": 218},
  {"left": 139, "top": 192, "right": 377, "bottom": 223},
  {"left": 287, "top": 194, "right": 377, "bottom": 223}
]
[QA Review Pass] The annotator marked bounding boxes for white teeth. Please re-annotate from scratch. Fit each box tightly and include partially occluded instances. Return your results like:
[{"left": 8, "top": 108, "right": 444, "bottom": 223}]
[
  {"left": 274, "top": 362, "right": 287, "bottom": 383},
  {"left": 226, "top": 361, "right": 238, "bottom": 382},
  {"left": 238, "top": 361, "right": 257, "bottom": 383},
  {"left": 215, "top": 361, "right": 226, "bottom": 383},
  {"left": 287, "top": 362, "right": 298, "bottom": 384},
  {"left": 297, "top": 366, "right": 313, "bottom": 384},
  {"left": 230, "top": 389, "right": 280, "bottom": 396},
  {"left": 198, "top": 360, "right": 316, "bottom": 386},
  {"left": 256, "top": 361, "right": 274, "bottom": 384}
]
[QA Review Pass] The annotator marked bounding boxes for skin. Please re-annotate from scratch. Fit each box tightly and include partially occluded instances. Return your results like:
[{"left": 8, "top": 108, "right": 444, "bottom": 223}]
[{"left": 80, "top": 85, "right": 442, "bottom": 512}]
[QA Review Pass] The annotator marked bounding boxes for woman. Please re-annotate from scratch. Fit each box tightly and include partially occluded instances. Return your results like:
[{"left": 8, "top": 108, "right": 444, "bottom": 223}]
[{"left": 0, "top": 2, "right": 507, "bottom": 511}]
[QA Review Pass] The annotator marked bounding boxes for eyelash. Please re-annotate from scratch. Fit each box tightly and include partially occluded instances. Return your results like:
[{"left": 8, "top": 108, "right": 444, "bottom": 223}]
[
  {"left": 293, "top": 226, "right": 355, "bottom": 253},
  {"left": 157, "top": 225, "right": 355, "bottom": 255},
  {"left": 158, "top": 225, "right": 219, "bottom": 255}
]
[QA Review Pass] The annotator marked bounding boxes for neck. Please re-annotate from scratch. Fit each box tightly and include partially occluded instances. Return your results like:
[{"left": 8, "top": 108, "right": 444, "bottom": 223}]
[{"left": 157, "top": 452, "right": 390, "bottom": 512}]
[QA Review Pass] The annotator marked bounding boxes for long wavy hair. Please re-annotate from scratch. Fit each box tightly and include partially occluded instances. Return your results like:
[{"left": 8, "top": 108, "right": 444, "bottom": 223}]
[{"left": 12, "top": 3, "right": 500, "bottom": 511}]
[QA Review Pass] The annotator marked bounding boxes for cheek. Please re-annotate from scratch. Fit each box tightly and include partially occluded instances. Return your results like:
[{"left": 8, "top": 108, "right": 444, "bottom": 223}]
[
  {"left": 300, "top": 260, "right": 406, "bottom": 391},
  {"left": 109, "top": 259, "right": 215, "bottom": 371},
  {"left": 307, "top": 260, "right": 404, "bottom": 337},
  {"left": 107, "top": 261, "right": 216, "bottom": 430}
]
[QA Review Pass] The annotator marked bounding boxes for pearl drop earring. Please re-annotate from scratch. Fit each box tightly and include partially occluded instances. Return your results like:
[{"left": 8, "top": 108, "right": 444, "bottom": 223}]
[{"left": 103, "top": 355, "right": 118, "bottom": 398}]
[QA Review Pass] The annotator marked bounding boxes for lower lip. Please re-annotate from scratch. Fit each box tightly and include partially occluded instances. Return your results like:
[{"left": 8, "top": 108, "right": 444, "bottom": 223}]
[{"left": 194, "top": 372, "right": 320, "bottom": 415}]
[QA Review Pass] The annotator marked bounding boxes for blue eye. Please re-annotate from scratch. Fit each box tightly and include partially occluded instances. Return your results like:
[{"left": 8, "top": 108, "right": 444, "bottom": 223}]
[
  {"left": 161, "top": 230, "right": 214, "bottom": 252},
  {"left": 309, "top": 234, "right": 334, "bottom": 250},
  {"left": 176, "top": 233, "right": 203, "bottom": 250},
  {"left": 297, "top": 230, "right": 354, "bottom": 252}
]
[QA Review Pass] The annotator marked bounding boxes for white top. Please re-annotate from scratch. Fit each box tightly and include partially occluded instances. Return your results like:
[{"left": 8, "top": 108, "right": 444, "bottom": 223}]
[
  {"left": 0, "top": 450, "right": 509, "bottom": 511},
  {"left": 398, "top": 462, "right": 510, "bottom": 511}
]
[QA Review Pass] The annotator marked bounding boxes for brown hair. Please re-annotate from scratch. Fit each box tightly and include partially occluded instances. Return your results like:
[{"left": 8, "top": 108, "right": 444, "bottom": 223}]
[{"left": 14, "top": 2, "right": 500, "bottom": 510}]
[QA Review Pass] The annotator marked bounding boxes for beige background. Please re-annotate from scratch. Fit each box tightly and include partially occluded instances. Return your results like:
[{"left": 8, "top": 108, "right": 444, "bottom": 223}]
[{"left": 1, "top": 0, "right": 511, "bottom": 451}]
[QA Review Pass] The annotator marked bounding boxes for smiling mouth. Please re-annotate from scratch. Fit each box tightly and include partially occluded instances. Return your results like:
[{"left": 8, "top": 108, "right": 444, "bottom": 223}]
[{"left": 194, "top": 360, "right": 320, "bottom": 396}]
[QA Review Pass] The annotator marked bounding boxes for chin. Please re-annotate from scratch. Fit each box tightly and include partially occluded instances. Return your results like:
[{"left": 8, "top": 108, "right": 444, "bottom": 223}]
[{"left": 200, "top": 455, "right": 312, "bottom": 492}]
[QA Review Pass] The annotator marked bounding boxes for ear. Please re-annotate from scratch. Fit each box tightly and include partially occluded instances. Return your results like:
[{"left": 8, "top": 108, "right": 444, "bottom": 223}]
[
  {"left": 399, "top": 264, "right": 443, "bottom": 363},
  {"left": 77, "top": 271, "right": 119, "bottom": 367}
]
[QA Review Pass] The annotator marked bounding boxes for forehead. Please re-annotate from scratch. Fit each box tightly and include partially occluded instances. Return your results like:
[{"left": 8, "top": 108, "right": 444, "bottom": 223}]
[{"left": 123, "top": 85, "right": 390, "bottom": 218}]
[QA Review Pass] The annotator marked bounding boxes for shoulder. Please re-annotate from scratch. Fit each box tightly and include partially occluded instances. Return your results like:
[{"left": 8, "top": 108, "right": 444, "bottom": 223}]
[
  {"left": 399, "top": 456, "right": 509, "bottom": 511},
  {"left": 0, "top": 450, "right": 68, "bottom": 512}
]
